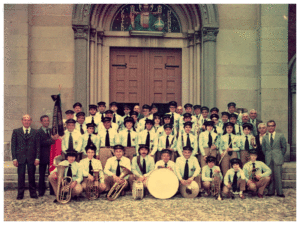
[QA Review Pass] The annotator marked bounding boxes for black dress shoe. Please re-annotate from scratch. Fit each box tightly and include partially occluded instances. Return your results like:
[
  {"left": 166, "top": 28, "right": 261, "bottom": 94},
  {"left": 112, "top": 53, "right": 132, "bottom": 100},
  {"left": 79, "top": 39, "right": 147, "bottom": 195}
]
[
  {"left": 38, "top": 193, "right": 44, "bottom": 197},
  {"left": 266, "top": 193, "right": 275, "bottom": 196},
  {"left": 17, "top": 196, "right": 24, "bottom": 200},
  {"left": 53, "top": 199, "right": 58, "bottom": 203},
  {"left": 30, "top": 195, "right": 38, "bottom": 199},
  {"left": 277, "top": 194, "right": 285, "bottom": 198}
]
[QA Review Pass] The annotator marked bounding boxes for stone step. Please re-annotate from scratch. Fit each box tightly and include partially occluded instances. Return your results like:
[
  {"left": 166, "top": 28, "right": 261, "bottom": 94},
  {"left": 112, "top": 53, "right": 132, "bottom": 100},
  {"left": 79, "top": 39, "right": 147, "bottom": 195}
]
[{"left": 282, "top": 180, "right": 296, "bottom": 189}]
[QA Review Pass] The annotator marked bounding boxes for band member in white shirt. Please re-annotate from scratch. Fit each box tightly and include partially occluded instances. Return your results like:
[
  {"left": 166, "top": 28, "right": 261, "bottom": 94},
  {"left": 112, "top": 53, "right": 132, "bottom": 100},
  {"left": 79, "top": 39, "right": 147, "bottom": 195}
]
[
  {"left": 85, "top": 105, "right": 101, "bottom": 134},
  {"left": 177, "top": 121, "right": 198, "bottom": 157},
  {"left": 61, "top": 119, "right": 82, "bottom": 158},
  {"left": 96, "top": 101, "right": 106, "bottom": 121},
  {"left": 81, "top": 123, "right": 98, "bottom": 159},
  {"left": 137, "top": 119, "right": 158, "bottom": 157},
  {"left": 75, "top": 112, "right": 87, "bottom": 135},
  {"left": 116, "top": 117, "right": 138, "bottom": 154},
  {"left": 110, "top": 102, "right": 124, "bottom": 129},
  {"left": 98, "top": 110, "right": 119, "bottom": 132},
  {"left": 155, "top": 149, "right": 176, "bottom": 172}
]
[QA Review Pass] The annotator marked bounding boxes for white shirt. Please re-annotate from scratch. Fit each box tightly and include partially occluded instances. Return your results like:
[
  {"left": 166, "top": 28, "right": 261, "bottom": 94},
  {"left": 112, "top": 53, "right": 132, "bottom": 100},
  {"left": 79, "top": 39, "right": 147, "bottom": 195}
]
[
  {"left": 198, "top": 130, "right": 219, "bottom": 156},
  {"left": 137, "top": 129, "right": 158, "bottom": 155},
  {"left": 61, "top": 130, "right": 83, "bottom": 153},
  {"left": 51, "top": 160, "right": 83, "bottom": 183},
  {"left": 22, "top": 126, "right": 31, "bottom": 134},
  {"left": 96, "top": 127, "right": 118, "bottom": 148},
  {"left": 175, "top": 156, "right": 201, "bottom": 180},
  {"left": 75, "top": 122, "right": 87, "bottom": 135},
  {"left": 116, "top": 128, "right": 138, "bottom": 148},
  {"left": 79, "top": 157, "right": 104, "bottom": 183},
  {"left": 85, "top": 115, "right": 101, "bottom": 133},
  {"left": 155, "top": 160, "right": 176, "bottom": 172},
  {"left": 104, "top": 156, "right": 131, "bottom": 179},
  {"left": 81, "top": 133, "right": 98, "bottom": 155},
  {"left": 268, "top": 131, "right": 276, "bottom": 143},
  {"left": 223, "top": 168, "right": 246, "bottom": 186},
  {"left": 239, "top": 134, "right": 255, "bottom": 150},
  {"left": 219, "top": 133, "right": 240, "bottom": 153},
  {"left": 243, "top": 160, "right": 272, "bottom": 182},
  {"left": 98, "top": 122, "right": 118, "bottom": 132},
  {"left": 177, "top": 132, "right": 198, "bottom": 156},
  {"left": 156, "top": 134, "right": 177, "bottom": 154},
  {"left": 131, "top": 155, "right": 155, "bottom": 178},
  {"left": 201, "top": 165, "right": 223, "bottom": 182}
]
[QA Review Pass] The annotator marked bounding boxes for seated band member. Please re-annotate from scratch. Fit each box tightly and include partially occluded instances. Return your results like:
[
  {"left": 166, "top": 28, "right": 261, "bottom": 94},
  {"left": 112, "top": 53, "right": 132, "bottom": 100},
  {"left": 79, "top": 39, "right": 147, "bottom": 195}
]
[
  {"left": 239, "top": 123, "right": 255, "bottom": 167},
  {"left": 103, "top": 145, "right": 131, "bottom": 195},
  {"left": 61, "top": 119, "right": 82, "bottom": 156},
  {"left": 177, "top": 121, "right": 198, "bottom": 157},
  {"left": 81, "top": 123, "right": 98, "bottom": 159},
  {"left": 243, "top": 149, "right": 271, "bottom": 198},
  {"left": 198, "top": 120, "right": 219, "bottom": 168},
  {"left": 128, "top": 144, "right": 155, "bottom": 190},
  {"left": 202, "top": 156, "right": 223, "bottom": 197},
  {"left": 48, "top": 148, "right": 83, "bottom": 203},
  {"left": 223, "top": 158, "right": 246, "bottom": 199},
  {"left": 137, "top": 119, "right": 158, "bottom": 157},
  {"left": 80, "top": 143, "right": 106, "bottom": 194},
  {"left": 175, "top": 146, "right": 201, "bottom": 192},
  {"left": 219, "top": 122, "right": 240, "bottom": 176},
  {"left": 155, "top": 149, "right": 176, "bottom": 171},
  {"left": 75, "top": 112, "right": 87, "bottom": 135}
]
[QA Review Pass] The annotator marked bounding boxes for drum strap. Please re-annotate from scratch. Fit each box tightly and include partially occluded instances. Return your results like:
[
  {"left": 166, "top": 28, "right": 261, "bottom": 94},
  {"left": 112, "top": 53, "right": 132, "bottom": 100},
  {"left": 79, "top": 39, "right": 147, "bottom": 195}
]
[{"left": 137, "top": 155, "right": 144, "bottom": 174}]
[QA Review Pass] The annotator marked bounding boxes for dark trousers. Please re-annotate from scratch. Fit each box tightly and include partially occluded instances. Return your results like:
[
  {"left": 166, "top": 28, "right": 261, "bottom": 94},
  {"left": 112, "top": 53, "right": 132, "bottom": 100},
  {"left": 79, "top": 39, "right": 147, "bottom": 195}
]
[
  {"left": 38, "top": 163, "right": 48, "bottom": 195},
  {"left": 17, "top": 160, "right": 37, "bottom": 197}
]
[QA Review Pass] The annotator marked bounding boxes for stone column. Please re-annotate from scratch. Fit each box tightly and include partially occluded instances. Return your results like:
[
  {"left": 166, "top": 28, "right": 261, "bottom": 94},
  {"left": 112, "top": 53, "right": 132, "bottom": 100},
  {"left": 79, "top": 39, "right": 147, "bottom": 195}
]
[
  {"left": 72, "top": 25, "right": 89, "bottom": 111},
  {"left": 202, "top": 27, "right": 219, "bottom": 108}
]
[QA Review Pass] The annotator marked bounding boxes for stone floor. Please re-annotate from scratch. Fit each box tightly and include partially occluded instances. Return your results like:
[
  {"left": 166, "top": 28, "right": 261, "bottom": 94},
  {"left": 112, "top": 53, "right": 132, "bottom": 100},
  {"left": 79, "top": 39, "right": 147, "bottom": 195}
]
[{"left": 3, "top": 189, "right": 296, "bottom": 221}]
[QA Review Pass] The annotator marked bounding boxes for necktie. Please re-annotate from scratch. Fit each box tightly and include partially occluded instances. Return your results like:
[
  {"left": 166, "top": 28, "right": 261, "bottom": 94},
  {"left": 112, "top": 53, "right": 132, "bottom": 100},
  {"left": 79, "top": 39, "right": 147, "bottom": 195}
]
[
  {"left": 47, "top": 129, "right": 51, "bottom": 137},
  {"left": 245, "top": 136, "right": 249, "bottom": 150},
  {"left": 208, "top": 132, "right": 212, "bottom": 148},
  {"left": 80, "top": 124, "right": 84, "bottom": 135},
  {"left": 89, "top": 160, "right": 93, "bottom": 176},
  {"left": 171, "top": 113, "right": 174, "bottom": 125},
  {"left": 186, "top": 134, "right": 191, "bottom": 147},
  {"left": 232, "top": 171, "right": 238, "bottom": 192},
  {"left": 25, "top": 129, "right": 29, "bottom": 139},
  {"left": 214, "top": 127, "right": 217, "bottom": 134},
  {"left": 166, "top": 136, "right": 170, "bottom": 148},
  {"left": 228, "top": 134, "right": 232, "bottom": 156},
  {"left": 183, "top": 160, "right": 189, "bottom": 180},
  {"left": 101, "top": 113, "right": 104, "bottom": 121},
  {"left": 91, "top": 117, "right": 94, "bottom": 124},
  {"left": 252, "top": 119, "right": 255, "bottom": 124},
  {"left": 252, "top": 163, "right": 255, "bottom": 169},
  {"left": 116, "top": 160, "right": 121, "bottom": 176},
  {"left": 67, "top": 164, "right": 72, "bottom": 178},
  {"left": 87, "top": 134, "right": 92, "bottom": 147},
  {"left": 270, "top": 133, "right": 274, "bottom": 147},
  {"left": 165, "top": 162, "right": 167, "bottom": 168},
  {"left": 69, "top": 132, "right": 73, "bottom": 149},
  {"left": 105, "top": 130, "right": 110, "bottom": 147},
  {"left": 113, "top": 114, "right": 116, "bottom": 123},
  {"left": 145, "top": 131, "right": 150, "bottom": 147},
  {"left": 210, "top": 169, "right": 213, "bottom": 178},
  {"left": 142, "top": 159, "right": 146, "bottom": 175},
  {"left": 127, "top": 130, "right": 131, "bottom": 147}
]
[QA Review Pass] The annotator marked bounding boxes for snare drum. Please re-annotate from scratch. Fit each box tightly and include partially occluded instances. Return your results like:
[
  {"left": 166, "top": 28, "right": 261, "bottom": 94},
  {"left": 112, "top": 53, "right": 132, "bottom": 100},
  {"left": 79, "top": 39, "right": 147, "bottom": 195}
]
[
  {"left": 99, "top": 147, "right": 114, "bottom": 169},
  {"left": 147, "top": 168, "right": 179, "bottom": 199},
  {"left": 132, "top": 181, "right": 144, "bottom": 200},
  {"left": 124, "top": 147, "right": 136, "bottom": 162}
]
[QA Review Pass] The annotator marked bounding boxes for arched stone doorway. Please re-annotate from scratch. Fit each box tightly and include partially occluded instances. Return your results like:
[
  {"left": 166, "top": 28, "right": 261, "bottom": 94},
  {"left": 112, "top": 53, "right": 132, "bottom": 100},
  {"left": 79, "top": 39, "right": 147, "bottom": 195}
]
[{"left": 72, "top": 4, "right": 219, "bottom": 110}]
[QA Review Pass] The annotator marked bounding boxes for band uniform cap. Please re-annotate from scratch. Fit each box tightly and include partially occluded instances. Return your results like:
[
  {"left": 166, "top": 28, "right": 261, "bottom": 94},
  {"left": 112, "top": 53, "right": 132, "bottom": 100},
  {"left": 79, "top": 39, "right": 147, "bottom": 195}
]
[
  {"left": 184, "top": 103, "right": 193, "bottom": 109},
  {"left": 224, "top": 122, "right": 234, "bottom": 128},
  {"left": 123, "top": 104, "right": 131, "bottom": 110},
  {"left": 124, "top": 116, "right": 135, "bottom": 125},
  {"left": 193, "top": 105, "right": 201, "bottom": 110},
  {"left": 65, "top": 148, "right": 78, "bottom": 157},
  {"left": 130, "top": 111, "right": 139, "bottom": 117},
  {"left": 201, "top": 106, "right": 209, "bottom": 112},
  {"left": 102, "top": 117, "right": 112, "bottom": 123},
  {"left": 110, "top": 102, "right": 118, "bottom": 107},
  {"left": 76, "top": 112, "right": 85, "bottom": 117},
  {"left": 248, "top": 149, "right": 258, "bottom": 155},
  {"left": 210, "top": 107, "right": 219, "bottom": 113},
  {"left": 163, "top": 123, "right": 173, "bottom": 129},
  {"left": 65, "top": 110, "right": 75, "bottom": 115},
  {"left": 97, "top": 101, "right": 106, "bottom": 106},
  {"left": 163, "top": 114, "right": 171, "bottom": 119},
  {"left": 221, "top": 112, "right": 230, "bottom": 117},
  {"left": 138, "top": 144, "right": 150, "bottom": 153},
  {"left": 242, "top": 122, "right": 253, "bottom": 130},
  {"left": 73, "top": 102, "right": 82, "bottom": 108},
  {"left": 204, "top": 120, "right": 214, "bottom": 127},
  {"left": 113, "top": 144, "right": 125, "bottom": 151},
  {"left": 86, "top": 123, "right": 96, "bottom": 128},
  {"left": 230, "top": 158, "right": 242, "bottom": 166},
  {"left": 210, "top": 114, "right": 219, "bottom": 120},
  {"left": 161, "top": 149, "right": 172, "bottom": 155},
  {"left": 168, "top": 101, "right": 177, "bottom": 107},
  {"left": 183, "top": 121, "right": 193, "bottom": 127},
  {"left": 206, "top": 156, "right": 217, "bottom": 163},
  {"left": 85, "top": 142, "right": 97, "bottom": 152},
  {"left": 153, "top": 113, "right": 161, "bottom": 119},
  {"left": 183, "top": 113, "right": 192, "bottom": 118},
  {"left": 145, "top": 119, "right": 154, "bottom": 125},
  {"left": 66, "top": 119, "right": 76, "bottom": 124},
  {"left": 89, "top": 104, "right": 97, "bottom": 110},
  {"left": 105, "top": 110, "right": 114, "bottom": 115},
  {"left": 142, "top": 104, "right": 151, "bottom": 110},
  {"left": 227, "top": 102, "right": 236, "bottom": 108},
  {"left": 229, "top": 113, "right": 238, "bottom": 119},
  {"left": 182, "top": 146, "right": 193, "bottom": 152},
  {"left": 151, "top": 103, "right": 158, "bottom": 109}
]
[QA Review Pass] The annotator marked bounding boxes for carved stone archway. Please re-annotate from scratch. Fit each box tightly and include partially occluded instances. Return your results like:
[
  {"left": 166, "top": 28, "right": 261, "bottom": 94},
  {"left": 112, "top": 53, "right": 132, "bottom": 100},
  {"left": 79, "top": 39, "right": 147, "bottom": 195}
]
[{"left": 72, "top": 4, "right": 219, "bottom": 110}]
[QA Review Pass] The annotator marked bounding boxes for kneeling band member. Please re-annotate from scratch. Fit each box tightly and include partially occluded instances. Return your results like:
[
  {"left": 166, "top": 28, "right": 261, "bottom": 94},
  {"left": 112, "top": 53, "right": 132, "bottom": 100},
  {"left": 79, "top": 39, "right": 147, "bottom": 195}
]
[
  {"left": 103, "top": 145, "right": 131, "bottom": 196},
  {"left": 175, "top": 146, "right": 201, "bottom": 191},
  {"left": 129, "top": 144, "right": 155, "bottom": 190},
  {"left": 243, "top": 149, "right": 271, "bottom": 198},
  {"left": 80, "top": 143, "right": 106, "bottom": 195},
  {"left": 48, "top": 148, "right": 83, "bottom": 202},
  {"left": 223, "top": 158, "right": 246, "bottom": 199},
  {"left": 201, "top": 156, "right": 223, "bottom": 197}
]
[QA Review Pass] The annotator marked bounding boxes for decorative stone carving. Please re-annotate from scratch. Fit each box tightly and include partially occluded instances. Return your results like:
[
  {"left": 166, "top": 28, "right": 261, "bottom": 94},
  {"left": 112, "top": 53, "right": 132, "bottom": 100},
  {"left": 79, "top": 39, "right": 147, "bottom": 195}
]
[
  {"left": 202, "top": 27, "right": 219, "bottom": 42},
  {"left": 72, "top": 25, "right": 89, "bottom": 40},
  {"left": 97, "top": 31, "right": 104, "bottom": 45},
  {"left": 90, "top": 28, "right": 97, "bottom": 42}
]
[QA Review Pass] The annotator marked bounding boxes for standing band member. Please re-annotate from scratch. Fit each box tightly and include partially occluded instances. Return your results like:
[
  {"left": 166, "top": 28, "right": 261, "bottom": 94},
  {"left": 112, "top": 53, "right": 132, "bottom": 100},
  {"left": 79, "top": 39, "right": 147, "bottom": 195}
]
[
  {"left": 81, "top": 123, "right": 98, "bottom": 159},
  {"left": 96, "top": 101, "right": 106, "bottom": 121},
  {"left": 239, "top": 123, "right": 255, "bottom": 166},
  {"left": 138, "top": 119, "right": 158, "bottom": 157},
  {"left": 177, "top": 121, "right": 198, "bottom": 157},
  {"left": 75, "top": 112, "right": 87, "bottom": 135}
]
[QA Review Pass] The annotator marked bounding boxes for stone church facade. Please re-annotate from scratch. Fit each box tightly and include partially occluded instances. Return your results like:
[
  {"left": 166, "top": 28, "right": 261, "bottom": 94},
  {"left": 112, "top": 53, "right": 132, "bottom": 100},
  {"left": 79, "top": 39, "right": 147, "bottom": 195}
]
[{"left": 4, "top": 4, "right": 296, "bottom": 160}]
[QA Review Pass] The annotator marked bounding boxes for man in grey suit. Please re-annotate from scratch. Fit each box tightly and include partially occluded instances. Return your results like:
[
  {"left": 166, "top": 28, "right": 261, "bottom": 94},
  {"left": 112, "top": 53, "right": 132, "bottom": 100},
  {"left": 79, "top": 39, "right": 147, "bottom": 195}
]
[
  {"left": 262, "top": 120, "right": 286, "bottom": 197},
  {"left": 11, "top": 114, "right": 40, "bottom": 200},
  {"left": 249, "top": 109, "right": 263, "bottom": 136}
]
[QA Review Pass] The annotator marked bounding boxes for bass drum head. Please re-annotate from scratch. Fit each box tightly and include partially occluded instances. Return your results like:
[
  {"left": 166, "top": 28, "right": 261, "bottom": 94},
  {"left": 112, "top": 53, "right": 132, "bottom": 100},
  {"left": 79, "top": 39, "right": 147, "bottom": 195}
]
[{"left": 147, "top": 168, "right": 179, "bottom": 199}]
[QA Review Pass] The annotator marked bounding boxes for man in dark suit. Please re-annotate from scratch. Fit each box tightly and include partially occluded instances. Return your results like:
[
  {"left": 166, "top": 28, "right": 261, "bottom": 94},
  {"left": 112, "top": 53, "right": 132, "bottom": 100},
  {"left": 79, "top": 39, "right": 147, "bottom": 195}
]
[
  {"left": 11, "top": 114, "right": 41, "bottom": 200},
  {"left": 262, "top": 120, "right": 287, "bottom": 197},
  {"left": 37, "top": 115, "right": 59, "bottom": 196},
  {"left": 255, "top": 122, "right": 267, "bottom": 162},
  {"left": 249, "top": 109, "right": 263, "bottom": 136}
]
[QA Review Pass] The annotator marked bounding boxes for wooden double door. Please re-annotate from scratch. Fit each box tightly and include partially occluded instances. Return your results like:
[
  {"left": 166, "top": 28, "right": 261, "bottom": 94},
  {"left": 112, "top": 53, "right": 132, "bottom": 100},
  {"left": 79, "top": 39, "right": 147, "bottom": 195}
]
[{"left": 110, "top": 47, "right": 182, "bottom": 114}]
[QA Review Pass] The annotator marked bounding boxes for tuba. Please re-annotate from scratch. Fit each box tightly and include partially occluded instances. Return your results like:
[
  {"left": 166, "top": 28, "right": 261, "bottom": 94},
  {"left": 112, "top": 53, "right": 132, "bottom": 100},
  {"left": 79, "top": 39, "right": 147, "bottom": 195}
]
[
  {"left": 107, "top": 166, "right": 132, "bottom": 201},
  {"left": 211, "top": 171, "right": 223, "bottom": 201},
  {"left": 56, "top": 164, "right": 73, "bottom": 204},
  {"left": 86, "top": 169, "right": 101, "bottom": 200}
]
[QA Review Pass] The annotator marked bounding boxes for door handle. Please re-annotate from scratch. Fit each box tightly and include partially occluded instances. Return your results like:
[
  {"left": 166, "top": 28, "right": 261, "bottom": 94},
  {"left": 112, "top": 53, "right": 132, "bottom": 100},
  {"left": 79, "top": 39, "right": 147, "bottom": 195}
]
[
  {"left": 165, "top": 64, "right": 179, "bottom": 69},
  {"left": 112, "top": 63, "right": 127, "bottom": 68}
]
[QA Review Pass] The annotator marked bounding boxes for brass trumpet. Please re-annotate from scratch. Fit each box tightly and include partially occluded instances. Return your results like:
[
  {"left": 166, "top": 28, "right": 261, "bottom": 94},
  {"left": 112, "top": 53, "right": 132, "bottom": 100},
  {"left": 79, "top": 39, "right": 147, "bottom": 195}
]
[
  {"left": 107, "top": 166, "right": 132, "bottom": 201},
  {"left": 56, "top": 165, "right": 73, "bottom": 204},
  {"left": 86, "top": 169, "right": 101, "bottom": 200},
  {"left": 211, "top": 171, "right": 222, "bottom": 201}
]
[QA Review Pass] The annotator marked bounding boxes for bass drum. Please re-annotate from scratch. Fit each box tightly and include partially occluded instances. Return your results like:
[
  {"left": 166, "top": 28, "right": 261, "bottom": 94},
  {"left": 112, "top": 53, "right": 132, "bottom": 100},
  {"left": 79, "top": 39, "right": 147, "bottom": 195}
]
[
  {"left": 147, "top": 168, "right": 179, "bottom": 199},
  {"left": 99, "top": 147, "right": 114, "bottom": 169},
  {"left": 132, "top": 181, "right": 144, "bottom": 200}
]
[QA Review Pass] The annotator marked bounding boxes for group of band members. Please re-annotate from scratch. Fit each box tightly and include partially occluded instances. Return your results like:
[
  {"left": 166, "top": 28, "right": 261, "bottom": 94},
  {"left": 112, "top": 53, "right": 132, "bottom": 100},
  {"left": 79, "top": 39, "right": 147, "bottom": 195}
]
[{"left": 11, "top": 100, "right": 287, "bottom": 201}]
